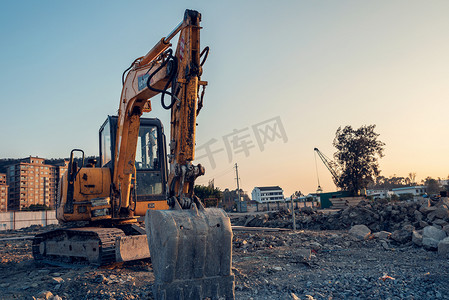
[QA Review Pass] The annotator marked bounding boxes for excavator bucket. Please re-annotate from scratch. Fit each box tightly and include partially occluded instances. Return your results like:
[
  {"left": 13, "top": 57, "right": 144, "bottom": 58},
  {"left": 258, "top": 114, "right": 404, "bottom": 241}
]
[{"left": 145, "top": 205, "right": 235, "bottom": 300}]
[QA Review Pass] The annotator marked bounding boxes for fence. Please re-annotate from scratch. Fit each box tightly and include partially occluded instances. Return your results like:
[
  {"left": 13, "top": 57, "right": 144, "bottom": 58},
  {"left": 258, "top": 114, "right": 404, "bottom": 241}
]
[
  {"left": 0, "top": 210, "right": 58, "bottom": 231},
  {"left": 252, "top": 201, "right": 316, "bottom": 212}
]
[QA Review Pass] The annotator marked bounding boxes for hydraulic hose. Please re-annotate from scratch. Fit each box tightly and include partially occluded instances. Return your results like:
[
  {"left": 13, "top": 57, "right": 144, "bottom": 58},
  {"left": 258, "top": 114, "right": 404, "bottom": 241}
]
[{"left": 146, "top": 49, "right": 179, "bottom": 110}]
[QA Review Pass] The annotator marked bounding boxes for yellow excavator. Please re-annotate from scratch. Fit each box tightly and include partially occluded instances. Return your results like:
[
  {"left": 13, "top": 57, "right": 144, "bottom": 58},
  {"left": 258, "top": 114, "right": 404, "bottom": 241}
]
[{"left": 32, "top": 9, "right": 234, "bottom": 299}]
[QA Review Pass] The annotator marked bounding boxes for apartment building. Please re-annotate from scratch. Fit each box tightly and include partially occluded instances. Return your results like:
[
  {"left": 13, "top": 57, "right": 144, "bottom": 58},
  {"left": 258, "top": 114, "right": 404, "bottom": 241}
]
[
  {"left": 0, "top": 173, "right": 8, "bottom": 212},
  {"left": 6, "top": 157, "right": 68, "bottom": 211}
]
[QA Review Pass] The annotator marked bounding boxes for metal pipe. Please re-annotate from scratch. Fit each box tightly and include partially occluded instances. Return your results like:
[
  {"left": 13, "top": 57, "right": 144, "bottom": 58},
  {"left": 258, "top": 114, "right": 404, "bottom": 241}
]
[
  {"left": 139, "top": 21, "right": 185, "bottom": 67},
  {"left": 164, "top": 21, "right": 184, "bottom": 43},
  {"left": 139, "top": 38, "right": 170, "bottom": 66},
  {"left": 291, "top": 195, "right": 296, "bottom": 230}
]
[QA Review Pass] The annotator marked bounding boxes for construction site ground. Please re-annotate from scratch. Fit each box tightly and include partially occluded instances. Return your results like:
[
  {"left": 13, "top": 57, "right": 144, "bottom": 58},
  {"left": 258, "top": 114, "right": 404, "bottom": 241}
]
[{"left": 1, "top": 215, "right": 449, "bottom": 300}]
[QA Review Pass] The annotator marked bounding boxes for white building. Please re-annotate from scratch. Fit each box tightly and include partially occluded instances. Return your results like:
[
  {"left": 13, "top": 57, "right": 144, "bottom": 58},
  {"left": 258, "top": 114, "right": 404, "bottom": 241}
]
[
  {"left": 251, "top": 186, "right": 284, "bottom": 203},
  {"left": 366, "top": 189, "right": 394, "bottom": 199},
  {"left": 392, "top": 186, "right": 427, "bottom": 196}
]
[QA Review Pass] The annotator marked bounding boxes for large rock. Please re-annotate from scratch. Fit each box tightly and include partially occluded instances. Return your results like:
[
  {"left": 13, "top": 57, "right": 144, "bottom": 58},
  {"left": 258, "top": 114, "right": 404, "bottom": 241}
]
[
  {"left": 414, "top": 210, "right": 423, "bottom": 222},
  {"left": 427, "top": 211, "right": 437, "bottom": 222},
  {"left": 391, "top": 228, "right": 412, "bottom": 244},
  {"left": 245, "top": 214, "right": 269, "bottom": 227},
  {"left": 419, "top": 205, "right": 437, "bottom": 215},
  {"left": 422, "top": 226, "right": 447, "bottom": 250},
  {"left": 349, "top": 225, "right": 371, "bottom": 240},
  {"left": 443, "top": 225, "right": 449, "bottom": 235},
  {"left": 419, "top": 221, "right": 429, "bottom": 229},
  {"left": 427, "top": 206, "right": 448, "bottom": 222},
  {"left": 438, "top": 237, "right": 449, "bottom": 257},
  {"left": 432, "top": 218, "right": 448, "bottom": 226},
  {"left": 300, "top": 206, "right": 314, "bottom": 214},
  {"left": 434, "top": 206, "right": 449, "bottom": 220}
]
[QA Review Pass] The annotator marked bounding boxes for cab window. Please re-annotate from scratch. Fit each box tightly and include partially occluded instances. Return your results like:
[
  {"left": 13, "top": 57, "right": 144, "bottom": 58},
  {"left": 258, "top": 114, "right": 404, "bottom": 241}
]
[{"left": 135, "top": 125, "right": 158, "bottom": 170}]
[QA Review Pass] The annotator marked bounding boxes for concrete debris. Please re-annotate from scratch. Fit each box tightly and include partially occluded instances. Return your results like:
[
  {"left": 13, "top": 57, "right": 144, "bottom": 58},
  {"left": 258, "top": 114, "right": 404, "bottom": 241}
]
[
  {"left": 291, "top": 292, "right": 300, "bottom": 300},
  {"left": 297, "top": 248, "right": 312, "bottom": 260},
  {"left": 443, "top": 225, "right": 449, "bottom": 235},
  {"left": 391, "top": 227, "right": 413, "bottom": 244},
  {"left": 437, "top": 237, "right": 449, "bottom": 257},
  {"left": 233, "top": 197, "right": 449, "bottom": 253},
  {"left": 36, "top": 291, "right": 53, "bottom": 300},
  {"left": 422, "top": 226, "right": 447, "bottom": 250},
  {"left": 2, "top": 217, "right": 449, "bottom": 300},
  {"left": 412, "top": 230, "right": 423, "bottom": 247},
  {"left": 51, "top": 277, "right": 64, "bottom": 284},
  {"left": 372, "top": 231, "right": 391, "bottom": 240},
  {"left": 381, "top": 240, "right": 390, "bottom": 250},
  {"left": 308, "top": 241, "right": 322, "bottom": 250},
  {"left": 349, "top": 225, "right": 371, "bottom": 240},
  {"left": 2, "top": 197, "right": 449, "bottom": 299}
]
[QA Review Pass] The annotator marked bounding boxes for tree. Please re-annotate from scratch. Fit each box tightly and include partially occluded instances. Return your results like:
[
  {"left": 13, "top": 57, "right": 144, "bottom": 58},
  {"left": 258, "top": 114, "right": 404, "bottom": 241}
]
[
  {"left": 293, "top": 191, "right": 302, "bottom": 198},
  {"left": 194, "top": 185, "right": 223, "bottom": 201},
  {"left": 408, "top": 172, "right": 416, "bottom": 186},
  {"left": 22, "top": 204, "right": 52, "bottom": 211},
  {"left": 424, "top": 177, "right": 440, "bottom": 195},
  {"left": 333, "top": 125, "right": 385, "bottom": 195}
]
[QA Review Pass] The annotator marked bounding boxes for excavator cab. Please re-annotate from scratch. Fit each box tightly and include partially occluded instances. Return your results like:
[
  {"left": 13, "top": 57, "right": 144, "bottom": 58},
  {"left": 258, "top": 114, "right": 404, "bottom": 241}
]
[{"left": 99, "top": 116, "right": 170, "bottom": 214}]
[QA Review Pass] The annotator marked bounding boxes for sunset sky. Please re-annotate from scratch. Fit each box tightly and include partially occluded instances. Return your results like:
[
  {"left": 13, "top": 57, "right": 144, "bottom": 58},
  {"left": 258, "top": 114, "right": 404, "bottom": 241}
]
[{"left": 1, "top": 1, "right": 448, "bottom": 196}]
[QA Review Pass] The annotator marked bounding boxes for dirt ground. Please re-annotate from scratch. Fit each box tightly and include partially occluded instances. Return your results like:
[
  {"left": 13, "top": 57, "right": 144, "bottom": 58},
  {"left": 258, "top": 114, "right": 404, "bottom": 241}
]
[{"left": 1, "top": 225, "right": 449, "bottom": 300}]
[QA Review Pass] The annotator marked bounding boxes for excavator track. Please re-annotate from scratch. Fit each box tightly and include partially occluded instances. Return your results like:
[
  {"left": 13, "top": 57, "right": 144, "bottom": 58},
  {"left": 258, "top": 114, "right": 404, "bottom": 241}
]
[{"left": 32, "top": 227, "right": 126, "bottom": 266}]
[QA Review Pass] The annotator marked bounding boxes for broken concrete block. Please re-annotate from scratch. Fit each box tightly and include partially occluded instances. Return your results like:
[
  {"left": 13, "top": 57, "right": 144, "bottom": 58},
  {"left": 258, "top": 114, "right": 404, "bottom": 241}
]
[
  {"left": 423, "top": 225, "right": 447, "bottom": 240},
  {"left": 419, "top": 205, "right": 437, "bottom": 215},
  {"left": 391, "top": 229, "right": 412, "bottom": 244},
  {"left": 434, "top": 206, "right": 449, "bottom": 220},
  {"left": 412, "top": 231, "right": 423, "bottom": 247},
  {"left": 422, "top": 226, "right": 447, "bottom": 250},
  {"left": 297, "top": 248, "right": 312, "bottom": 260},
  {"left": 419, "top": 221, "right": 429, "bottom": 228},
  {"left": 349, "top": 225, "right": 371, "bottom": 240},
  {"left": 443, "top": 225, "right": 449, "bottom": 235},
  {"left": 432, "top": 218, "right": 448, "bottom": 227},
  {"left": 438, "top": 237, "right": 449, "bottom": 257},
  {"left": 414, "top": 210, "right": 423, "bottom": 222},
  {"left": 372, "top": 231, "right": 391, "bottom": 240}
]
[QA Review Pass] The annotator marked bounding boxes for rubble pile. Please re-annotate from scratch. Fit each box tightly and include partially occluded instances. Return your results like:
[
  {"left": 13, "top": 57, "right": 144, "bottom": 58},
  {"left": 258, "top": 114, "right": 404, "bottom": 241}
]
[
  {"left": 233, "top": 198, "right": 449, "bottom": 255},
  {"left": 1, "top": 210, "right": 449, "bottom": 299}
]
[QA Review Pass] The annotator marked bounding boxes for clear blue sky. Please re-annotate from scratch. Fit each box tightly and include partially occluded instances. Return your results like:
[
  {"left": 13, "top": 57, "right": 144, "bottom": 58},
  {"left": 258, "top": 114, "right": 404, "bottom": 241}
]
[{"left": 1, "top": 1, "right": 449, "bottom": 196}]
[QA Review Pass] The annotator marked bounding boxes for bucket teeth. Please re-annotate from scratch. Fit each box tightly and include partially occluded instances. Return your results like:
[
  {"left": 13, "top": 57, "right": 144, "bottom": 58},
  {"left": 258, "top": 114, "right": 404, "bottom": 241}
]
[{"left": 146, "top": 207, "right": 235, "bottom": 300}]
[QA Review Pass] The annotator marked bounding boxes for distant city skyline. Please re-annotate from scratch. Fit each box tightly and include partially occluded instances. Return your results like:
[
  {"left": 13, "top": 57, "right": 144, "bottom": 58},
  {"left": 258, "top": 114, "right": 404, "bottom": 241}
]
[{"left": 1, "top": 1, "right": 449, "bottom": 196}]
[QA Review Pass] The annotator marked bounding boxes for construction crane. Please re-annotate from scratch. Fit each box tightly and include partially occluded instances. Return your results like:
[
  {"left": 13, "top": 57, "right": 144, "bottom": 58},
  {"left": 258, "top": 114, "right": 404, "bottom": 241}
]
[{"left": 314, "top": 147, "right": 340, "bottom": 190}]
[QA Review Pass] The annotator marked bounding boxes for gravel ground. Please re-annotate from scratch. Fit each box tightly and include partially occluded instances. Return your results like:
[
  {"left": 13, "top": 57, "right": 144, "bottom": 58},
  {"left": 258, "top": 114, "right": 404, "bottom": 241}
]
[{"left": 1, "top": 226, "right": 449, "bottom": 299}]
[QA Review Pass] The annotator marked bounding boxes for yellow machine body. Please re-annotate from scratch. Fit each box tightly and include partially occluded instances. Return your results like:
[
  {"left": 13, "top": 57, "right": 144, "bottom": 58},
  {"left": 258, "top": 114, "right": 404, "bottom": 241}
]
[
  {"left": 33, "top": 9, "right": 234, "bottom": 300},
  {"left": 57, "top": 167, "right": 112, "bottom": 222}
]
